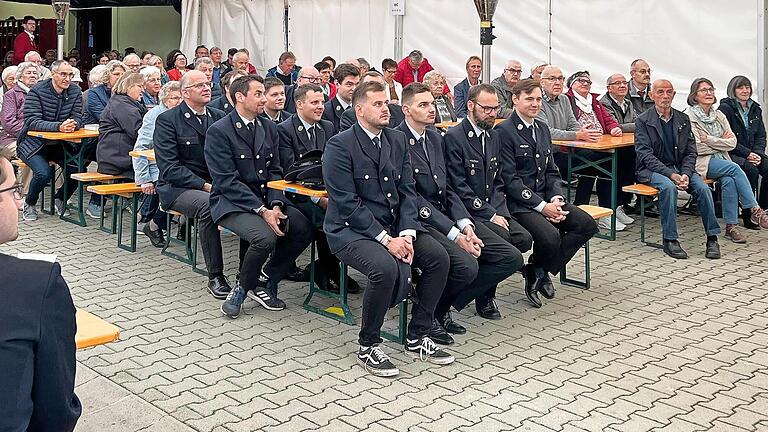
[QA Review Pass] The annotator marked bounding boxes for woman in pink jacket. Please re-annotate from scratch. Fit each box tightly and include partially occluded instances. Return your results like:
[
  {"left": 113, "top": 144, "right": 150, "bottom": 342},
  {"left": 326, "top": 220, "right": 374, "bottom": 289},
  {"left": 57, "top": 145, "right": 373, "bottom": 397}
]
[{"left": 0, "top": 62, "right": 38, "bottom": 193}]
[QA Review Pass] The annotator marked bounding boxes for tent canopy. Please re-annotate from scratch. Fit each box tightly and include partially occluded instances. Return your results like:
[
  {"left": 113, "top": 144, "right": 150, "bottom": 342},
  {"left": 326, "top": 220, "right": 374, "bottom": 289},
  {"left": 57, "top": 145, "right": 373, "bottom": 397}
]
[{"left": 6, "top": 0, "right": 180, "bottom": 9}]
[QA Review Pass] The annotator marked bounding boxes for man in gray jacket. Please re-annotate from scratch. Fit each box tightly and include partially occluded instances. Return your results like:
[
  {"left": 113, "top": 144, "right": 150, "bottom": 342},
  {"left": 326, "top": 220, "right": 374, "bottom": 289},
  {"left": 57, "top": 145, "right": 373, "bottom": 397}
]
[
  {"left": 599, "top": 73, "right": 637, "bottom": 132},
  {"left": 491, "top": 59, "right": 522, "bottom": 119}
]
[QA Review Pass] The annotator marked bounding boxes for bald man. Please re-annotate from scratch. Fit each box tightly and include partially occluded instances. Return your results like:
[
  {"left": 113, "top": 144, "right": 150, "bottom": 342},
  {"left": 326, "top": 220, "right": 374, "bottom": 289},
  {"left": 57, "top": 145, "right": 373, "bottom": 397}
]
[{"left": 635, "top": 79, "right": 721, "bottom": 260}]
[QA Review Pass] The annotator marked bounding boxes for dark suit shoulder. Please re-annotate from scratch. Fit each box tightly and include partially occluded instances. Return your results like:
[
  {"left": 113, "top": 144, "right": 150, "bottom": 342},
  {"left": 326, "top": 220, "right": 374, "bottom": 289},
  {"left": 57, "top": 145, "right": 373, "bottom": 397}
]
[
  {"left": 0, "top": 254, "right": 58, "bottom": 302},
  {"left": 208, "top": 106, "right": 225, "bottom": 121}
]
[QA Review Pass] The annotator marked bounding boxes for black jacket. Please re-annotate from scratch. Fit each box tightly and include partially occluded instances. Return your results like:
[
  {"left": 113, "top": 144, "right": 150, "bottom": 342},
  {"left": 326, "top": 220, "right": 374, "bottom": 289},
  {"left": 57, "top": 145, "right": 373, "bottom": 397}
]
[
  {"left": 322, "top": 123, "right": 423, "bottom": 254},
  {"left": 339, "top": 103, "right": 405, "bottom": 134},
  {"left": 277, "top": 113, "right": 334, "bottom": 170},
  {"left": 97, "top": 94, "right": 147, "bottom": 175},
  {"left": 718, "top": 97, "right": 767, "bottom": 164},
  {"left": 444, "top": 118, "right": 509, "bottom": 220},
  {"left": 496, "top": 112, "right": 564, "bottom": 214},
  {"left": 322, "top": 97, "right": 347, "bottom": 135},
  {"left": 259, "top": 109, "right": 291, "bottom": 125},
  {"left": 207, "top": 95, "right": 234, "bottom": 114},
  {"left": 634, "top": 107, "right": 697, "bottom": 183},
  {"left": 17, "top": 79, "right": 84, "bottom": 161},
  {"left": 396, "top": 121, "right": 470, "bottom": 235},
  {"left": 0, "top": 254, "right": 81, "bottom": 432},
  {"left": 204, "top": 110, "right": 284, "bottom": 223},
  {"left": 154, "top": 102, "right": 224, "bottom": 207}
]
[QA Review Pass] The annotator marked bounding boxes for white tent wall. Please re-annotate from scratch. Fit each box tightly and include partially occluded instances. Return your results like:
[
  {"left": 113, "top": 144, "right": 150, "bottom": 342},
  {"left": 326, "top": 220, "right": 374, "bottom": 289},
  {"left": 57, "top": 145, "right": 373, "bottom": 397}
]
[
  {"left": 286, "top": 0, "right": 395, "bottom": 69},
  {"left": 180, "top": 0, "right": 285, "bottom": 73}
]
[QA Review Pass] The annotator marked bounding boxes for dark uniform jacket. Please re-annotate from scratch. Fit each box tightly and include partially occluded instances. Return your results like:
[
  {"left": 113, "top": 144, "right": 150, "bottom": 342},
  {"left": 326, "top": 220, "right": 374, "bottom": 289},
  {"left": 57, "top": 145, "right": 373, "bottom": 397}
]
[
  {"left": 204, "top": 110, "right": 284, "bottom": 224},
  {"left": 339, "top": 103, "right": 405, "bottom": 133},
  {"left": 444, "top": 118, "right": 509, "bottom": 220},
  {"left": 154, "top": 101, "right": 224, "bottom": 207},
  {"left": 322, "top": 96, "right": 348, "bottom": 135},
  {"left": 497, "top": 111, "right": 564, "bottom": 214},
  {"left": 207, "top": 96, "right": 233, "bottom": 114},
  {"left": 0, "top": 254, "right": 81, "bottom": 432},
  {"left": 277, "top": 114, "right": 334, "bottom": 170},
  {"left": 322, "top": 123, "right": 423, "bottom": 253},
  {"left": 396, "top": 121, "right": 470, "bottom": 236},
  {"left": 634, "top": 107, "right": 697, "bottom": 183},
  {"left": 259, "top": 109, "right": 291, "bottom": 125}
]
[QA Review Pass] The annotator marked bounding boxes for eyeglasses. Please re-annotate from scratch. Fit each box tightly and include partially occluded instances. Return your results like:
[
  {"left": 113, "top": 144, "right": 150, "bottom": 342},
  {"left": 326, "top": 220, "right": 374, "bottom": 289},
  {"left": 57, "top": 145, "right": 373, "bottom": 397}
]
[
  {"left": 55, "top": 72, "right": 75, "bottom": 79},
  {"left": 541, "top": 76, "right": 565, "bottom": 82},
  {"left": 184, "top": 82, "right": 213, "bottom": 90},
  {"left": 300, "top": 76, "right": 321, "bottom": 83},
  {"left": 504, "top": 68, "right": 522, "bottom": 75},
  {"left": 608, "top": 80, "right": 629, "bottom": 86},
  {"left": 474, "top": 102, "right": 500, "bottom": 114},
  {"left": 697, "top": 87, "right": 716, "bottom": 94},
  {"left": 0, "top": 183, "right": 23, "bottom": 201},
  {"left": 574, "top": 78, "right": 592, "bottom": 85}
]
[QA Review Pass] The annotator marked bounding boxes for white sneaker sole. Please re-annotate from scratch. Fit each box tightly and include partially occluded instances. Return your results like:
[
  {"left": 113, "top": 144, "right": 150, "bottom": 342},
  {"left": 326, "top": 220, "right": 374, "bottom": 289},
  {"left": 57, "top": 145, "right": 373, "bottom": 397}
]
[
  {"left": 357, "top": 358, "right": 399, "bottom": 377},
  {"left": 405, "top": 349, "right": 456, "bottom": 365},
  {"left": 598, "top": 222, "right": 626, "bottom": 231},
  {"left": 247, "top": 291, "right": 285, "bottom": 311},
  {"left": 220, "top": 303, "right": 241, "bottom": 319}
]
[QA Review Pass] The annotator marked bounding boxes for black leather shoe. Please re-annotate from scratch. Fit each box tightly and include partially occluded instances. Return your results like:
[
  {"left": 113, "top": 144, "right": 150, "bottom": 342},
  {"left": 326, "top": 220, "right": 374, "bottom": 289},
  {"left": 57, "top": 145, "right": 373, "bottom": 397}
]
[
  {"left": 142, "top": 224, "right": 165, "bottom": 248},
  {"left": 475, "top": 296, "right": 502, "bottom": 320},
  {"left": 438, "top": 311, "right": 466, "bottom": 334},
  {"left": 705, "top": 237, "right": 721, "bottom": 259},
  {"left": 538, "top": 273, "right": 555, "bottom": 300},
  {"left": 428, "top": 319, "right": 454, "bottom": 345},
  {"left": 207, "top": 275, "right": 232, "bottom": 299},
  {"left": 286, "top": 265, "right": 310, "bottom": 282},
  {"left": 524, "top": 265, "right": 542, "bottom": 308},
  {"left": 663, "top": 239, "right": 688, "bottom": 259}
]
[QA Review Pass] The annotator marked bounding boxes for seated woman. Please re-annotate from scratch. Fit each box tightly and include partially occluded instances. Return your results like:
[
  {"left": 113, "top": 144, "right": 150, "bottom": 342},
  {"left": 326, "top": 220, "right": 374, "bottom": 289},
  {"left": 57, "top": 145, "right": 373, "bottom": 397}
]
[
  {"left": 0, "top": 65, "right": 17, "bottom": 112},
  {"left": 1, "top": 62, "right": 38, "bottom": 194},
  {"left": 97, "top": 73, "right": 147, "bottom": 178},
  {"left": 424, "top": 70, "right": 457, "bottom": 123},
  {"left": 685, "top": 77, "right": 768, "bottom": 243},
  {"left": 132, "top": 81, "right": 182, "bottom": 247},
  {"left": 718, "top": 75, "right": 768, "bottom": 228},
  {"left": 86, "top": 60, "right": 127, "bottom": 124},
  {"left": 146, "top": 55, "right": 170, "bottom": 85},
  {"left": 140, "top": 66, "right": 162, "bottom": 109},
  {"left": 166, "top": 52, "right": 188, "bottom": 81},
  {"left": 565, "top": 71, "right": 632, "bottom": 231}
]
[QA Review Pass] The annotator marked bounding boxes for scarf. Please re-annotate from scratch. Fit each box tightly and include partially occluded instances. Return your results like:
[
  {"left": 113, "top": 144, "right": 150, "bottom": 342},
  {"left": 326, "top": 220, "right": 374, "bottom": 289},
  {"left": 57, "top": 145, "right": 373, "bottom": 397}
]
[
  {"left": 572, "top": 91, "right": 594, "bottom": 114},
  {"left": 690, "top": 104, "right": 724, "bottom": 137}
]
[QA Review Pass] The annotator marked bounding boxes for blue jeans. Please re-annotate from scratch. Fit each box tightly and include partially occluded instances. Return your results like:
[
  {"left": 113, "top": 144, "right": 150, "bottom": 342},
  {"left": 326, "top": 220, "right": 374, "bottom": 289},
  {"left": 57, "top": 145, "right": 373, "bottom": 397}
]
[
  {"left": 706, "top": 158, "right": 758, "bottom": 224},
  {"left": 648, "top": 172, "right": 721, "bottom": 240},
  {"left": 24, "top": 151, "right": 77, "bottom": 207}
]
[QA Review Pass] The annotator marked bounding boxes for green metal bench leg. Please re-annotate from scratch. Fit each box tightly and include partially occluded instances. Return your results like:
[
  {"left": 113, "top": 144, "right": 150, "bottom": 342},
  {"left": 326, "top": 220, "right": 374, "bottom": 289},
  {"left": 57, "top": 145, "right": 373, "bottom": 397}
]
[
  {"left": 303, "top": 261, "right": 355, "bottom": 325},
  {"left": 117, "top": 194, "right": 139, "bottom": 252},
  {"left": 162, "top": 212, "right": 195, "bottom": 265},
  {"left": 98, "top": 195, "right": 118, "bottom": 234},
  {"left": 60, "top": 180, "right": 86, "bottom": 227},
  {"left": 40, "top": 167, "right": 56, "bottom": 215},
  {"left": 381, "top": 300, "right": 408, "bottom": 344},
  {"left": 639, "top": 195, "right": 663, "bottom": 249},
  {"left": 560, "top": 240, "right": 590, "bottom": 289}
]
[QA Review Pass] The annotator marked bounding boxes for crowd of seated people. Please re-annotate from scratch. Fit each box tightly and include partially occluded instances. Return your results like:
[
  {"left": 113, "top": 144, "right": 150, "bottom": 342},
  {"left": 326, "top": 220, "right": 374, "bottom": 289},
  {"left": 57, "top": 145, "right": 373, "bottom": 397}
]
[{"left": 3, "top": 37, "right": 768, "bottom": 378}]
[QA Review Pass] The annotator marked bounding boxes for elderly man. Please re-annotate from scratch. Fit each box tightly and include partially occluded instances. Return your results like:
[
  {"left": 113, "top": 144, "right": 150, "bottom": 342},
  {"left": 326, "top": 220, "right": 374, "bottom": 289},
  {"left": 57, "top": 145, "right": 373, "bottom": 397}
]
[
  {"left": 123, "top": 53, "right": 141, "bottom": 73},
  {"left": 394, "top": 50, "right": 435, "bottom": 87},
  {"left": 528, "top": 61, "right": 547, "bottom": 81},
  {"left": 283, "top": 66, "right": 325, "bottom": 114},
  {"left": 635, "top": 79, "right": 721, "bottom": 259},
  {"left": 194, "top": 56, "right": 221, "bottom": 100},
  {"left": 629, "top": 59, "right": 654, "bottom": 114},
  {"left": 227, "top": 50, "right": 252, "bottom": 74},
  {"left": 12, "top": 16, "right": 37, "bottom": 65},
  {"left": 0, "top": 156, "right": 82, "bottom": 432},
  {"left": 453, "top": 56, "right": 482, "bottom": 119},
  {"left": 491, "top": 59, "right": 523, "bottom": 119},
  {"left": 24, "top": 51, "right": 51, "bottom": 80},
  {"left": 267, "top": 51, "right": 300, "bottom": 85},
  {"left": 599, "top": 73, "right": 637, "bottom": 132},
  {"left": 209, "top": 46, "right": 224, "bottom": 86},
  {"left": 17, "top": 60, "right": 83, "bottom": 221}
]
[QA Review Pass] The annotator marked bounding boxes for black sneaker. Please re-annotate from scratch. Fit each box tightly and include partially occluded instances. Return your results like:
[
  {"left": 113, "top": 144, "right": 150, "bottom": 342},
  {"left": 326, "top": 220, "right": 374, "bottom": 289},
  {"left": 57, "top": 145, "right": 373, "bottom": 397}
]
[
  {"left": 207, "top": 275, "right": 232, "bottom": 299},
  {"left": 405, "top": 336, "right": 455, "bottom": 365},
  {"left": 221, "top": 284, "right": 247, "bottom": 319},
  {"left": 247, "top": 287, "right": 286, "bottom": 311},
  {"left": 357, "top": 345, "right": 399, "bottom": 377}
]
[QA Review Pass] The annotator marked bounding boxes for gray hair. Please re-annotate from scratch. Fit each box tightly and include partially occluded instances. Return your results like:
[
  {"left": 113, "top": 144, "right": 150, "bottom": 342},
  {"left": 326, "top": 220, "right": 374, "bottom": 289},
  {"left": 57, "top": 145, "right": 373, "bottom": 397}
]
[
  {"left": 423, "top": 70, "right": 446, "bottom": 86},
  {"left": 209, "top": 46, "right": 222, "bottom": 54},
  {"left": 408, "top": 50, "right": 423, "bottom": 63},
  {"left": 50, "top": 60, "right": 69, "bottom": 72},
  {"left": 2, "top": 66, "right": 18, "bottom": 83},
  {"left": 726, "top": 75, "right": 752, "bottom": 99},
  {"left": 24, "top": 50, "right": 41, "bottom": 62},
  {"left": 97, "top": 60, "right": 128, "bottom": 85},
  {"left": 123, "top": 53, "right": 141, "bottom": 64},
  {"left": 194, "top": 57, "right": 213, "bottom": 69},
  {"left": 147, "top": 55, "right": 164, "bottom": 69},
  {"left": 233, "top": 51, "right": 249, "bottom": 62},
  {"left": 159, "top": 81, "right": 182, "bottom": 103},
  {"left": 89, "top": 65, "right": 106, "bottom": 84},
  {"left": 139, "top": 66, "right": 161, "bottom": 79},
  {"left": 14, "top": 62, "right": 37, "bottom": 81}
]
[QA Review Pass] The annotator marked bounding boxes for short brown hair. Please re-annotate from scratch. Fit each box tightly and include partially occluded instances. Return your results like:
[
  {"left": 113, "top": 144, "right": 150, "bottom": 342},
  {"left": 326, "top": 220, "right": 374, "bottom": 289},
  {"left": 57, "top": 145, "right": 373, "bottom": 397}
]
[
  {"left": 279, "top": 51, "right": 296, "bottom": 63},
  {"left": 264, "top": 77, "right": 284, "bottom": 93},
  {"left": 352, "top": 81, "right": 386, "bottom": 107},
  {"left": 382, "top": 58, "right": 397, "bottom": 71},
  {"left": 221, "top": 69, "right": 247, "bottom": 90},
  {"left": 401, "top": 82, "right": 431, "bottom": 106},
  {"left": 511, "top": 78, "right": 541, "bottom": 96},
  {"left": 467, "top": 83, "right": 497, "bottom": 102},
  {"left": 294, "top": 83, "right": 323, "bottom": 103},
  {"left": 334, "top": 63, "right": 360, "bottom": 84},
  {"left": 465, "top": 55, "right": 481, "bottom": 69}
]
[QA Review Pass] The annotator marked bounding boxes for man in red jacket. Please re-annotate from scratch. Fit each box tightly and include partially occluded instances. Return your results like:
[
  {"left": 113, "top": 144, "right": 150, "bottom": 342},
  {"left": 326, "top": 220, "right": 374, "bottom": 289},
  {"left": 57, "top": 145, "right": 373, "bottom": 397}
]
[
  {"left": 13, "top": 16, "right": 37, "bottom": 65},
  {"left": 394, "top": 50, "right": 434, "bottom": 86}
]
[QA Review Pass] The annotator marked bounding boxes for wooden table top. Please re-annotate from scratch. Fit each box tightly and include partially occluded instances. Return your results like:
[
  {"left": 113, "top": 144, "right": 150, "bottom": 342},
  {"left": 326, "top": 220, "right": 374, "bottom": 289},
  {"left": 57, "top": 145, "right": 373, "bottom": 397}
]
[
  {"left": 28, "top": 129, "right": 99, "bottom": 143},
  {"left": 552, "top": 133, "right": 635, "bottom": 151},
  {"left": 267, "top": 180, "right": 328, "bottom": 198},
  {"left": 129, "top": 149, "right": 156, "bottom": 161},
  {"left": 76, "top": 308, "right": 120, "bottom": 350}
]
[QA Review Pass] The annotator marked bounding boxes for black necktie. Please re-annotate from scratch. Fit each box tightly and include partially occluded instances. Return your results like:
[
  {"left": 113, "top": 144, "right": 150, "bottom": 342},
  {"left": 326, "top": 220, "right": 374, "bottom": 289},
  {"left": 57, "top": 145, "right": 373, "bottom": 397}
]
[
  {"left": 308, "top": 126, "right": 317, "bottom": 148},
  {"left": 529, "top": 125, "right": 536, "bottom": 143},
  {"left": 419, "top": 137, "right": 429, "bottom": 162},
  {"left": 196, "top": 113, "right": 207, "bottom": 129},
  {"left": 246, "top": 122, "right": 254, "bottom": 140},
  {"left": 372, "top": 136, "right": 381, "bottom": 149}
]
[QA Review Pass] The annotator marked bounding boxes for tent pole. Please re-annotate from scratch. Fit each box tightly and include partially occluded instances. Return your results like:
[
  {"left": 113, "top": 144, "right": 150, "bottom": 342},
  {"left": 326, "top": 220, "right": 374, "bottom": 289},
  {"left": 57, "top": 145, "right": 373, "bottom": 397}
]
[{"left": 394, "top": 15, "right": 403, "bottom": 59}]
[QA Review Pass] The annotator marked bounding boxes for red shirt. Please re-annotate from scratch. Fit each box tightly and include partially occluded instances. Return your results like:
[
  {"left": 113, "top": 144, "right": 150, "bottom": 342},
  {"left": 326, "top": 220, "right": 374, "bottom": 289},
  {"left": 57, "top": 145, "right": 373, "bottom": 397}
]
[
  {"left": 13, "top": 31, "right": 36, "bottom": 65},
  {"left": 167, "top": 68, "right": 188, "bottom": 81}
]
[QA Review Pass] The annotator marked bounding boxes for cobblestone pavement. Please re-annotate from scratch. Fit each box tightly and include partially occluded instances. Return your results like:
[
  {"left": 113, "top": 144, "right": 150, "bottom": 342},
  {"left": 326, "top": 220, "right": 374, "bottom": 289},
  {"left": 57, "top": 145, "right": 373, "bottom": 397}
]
[{"left": 3, "top": 207, "right": 768, "bottom": 432}]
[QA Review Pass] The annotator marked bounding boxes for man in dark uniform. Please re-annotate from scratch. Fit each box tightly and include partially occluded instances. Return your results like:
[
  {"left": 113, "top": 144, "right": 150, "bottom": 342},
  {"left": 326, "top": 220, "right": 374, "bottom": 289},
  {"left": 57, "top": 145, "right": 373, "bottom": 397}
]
[
  {"left": 444, "top": 83, "right": 533, "bottom": 318},
  {"left": 0, "top": 156, "right": 81, "bottom": 432},
  {"left": 260, "top": 77, "right": 291, "bottom": 124},
  {"left": 322, "top": 63, "right": 360, "bottom": 135},
  {"left": 497, "top": 79, "right": 599, "bottom": 308},
  {"left": 277, "top": 83, "right": 360, "bottom": 293},
  {"left": 398, "top": 83, "right": 522, "bottom": 344},
  {"left": 207, "top": 69, "right": 245, "bottom": 115},
  {"left": 338, "top": 71, "right": 405, "bottom": 132},
  {"left": 206, "top": 75, "right": 314, "bottom": 318},
  {"left": 323, "top": 81, "right": 454, "bottom": 377},
  {"left": 154, "top": 70, "right": 231, "bottom": 299},
  {"left": 283, "top": 66, "right": 327, "bottom": 114}
]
